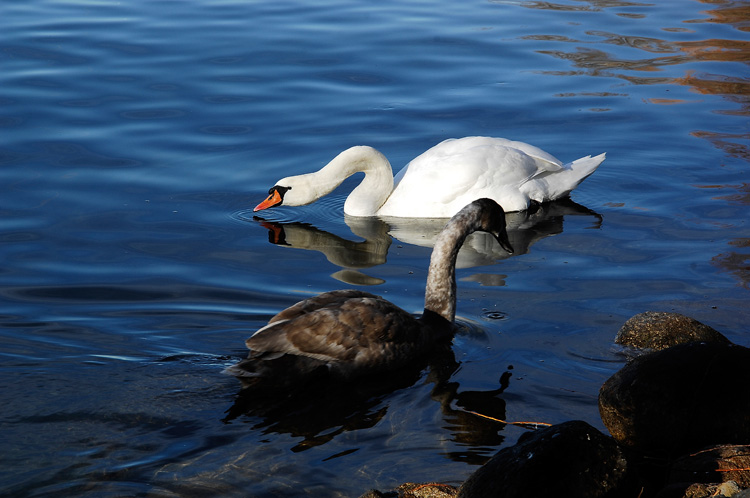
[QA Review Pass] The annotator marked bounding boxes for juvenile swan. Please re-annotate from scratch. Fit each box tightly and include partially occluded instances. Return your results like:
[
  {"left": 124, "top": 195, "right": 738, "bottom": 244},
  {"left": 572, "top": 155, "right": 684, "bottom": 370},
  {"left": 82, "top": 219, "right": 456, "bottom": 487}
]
[
  {"left": 225, "top": 198, "right": 514, "bottom": 389},
  {"left": 254, "top": 136, "right": 605, "bottom": 217}
]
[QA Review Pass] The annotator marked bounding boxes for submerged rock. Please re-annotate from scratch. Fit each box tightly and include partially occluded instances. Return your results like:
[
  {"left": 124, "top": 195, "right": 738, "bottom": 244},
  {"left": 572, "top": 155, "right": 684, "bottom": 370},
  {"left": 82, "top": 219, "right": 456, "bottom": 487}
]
[
  {"left": 614, "top": 311, "right": 730, "bottom": 351},
  {"left": 656, "top": 481, "right": 742, "bottom": 498},
  {"left": 397, "top": 483, "right": 459, "bottom": 498},
  {"left": 359, "top": 482, "right": 458, "bottom": 498},
  {"left": 456, "top": 420, "right": 634, "bottom": 498},
  {"left": 599, "top": 341, "right": 750, "bottom": 457}
]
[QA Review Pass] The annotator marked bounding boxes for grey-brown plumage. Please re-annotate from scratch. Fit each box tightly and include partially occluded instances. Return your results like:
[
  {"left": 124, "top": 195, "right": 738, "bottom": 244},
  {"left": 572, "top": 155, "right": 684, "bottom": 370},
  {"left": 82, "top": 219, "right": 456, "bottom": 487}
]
[{"left": 225, "top": 198, "right": 513, "bottom": 389}]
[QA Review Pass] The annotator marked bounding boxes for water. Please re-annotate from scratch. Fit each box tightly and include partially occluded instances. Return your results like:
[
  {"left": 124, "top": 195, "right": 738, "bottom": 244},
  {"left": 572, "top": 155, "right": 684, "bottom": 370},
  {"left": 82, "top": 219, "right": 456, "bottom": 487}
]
[{"left": 1, "top": 0, "right": 748, "bottom": 496}]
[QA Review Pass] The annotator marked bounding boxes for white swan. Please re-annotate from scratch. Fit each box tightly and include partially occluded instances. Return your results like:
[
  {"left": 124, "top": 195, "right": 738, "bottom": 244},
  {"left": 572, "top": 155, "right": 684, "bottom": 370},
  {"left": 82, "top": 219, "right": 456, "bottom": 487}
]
[
  {"left": 225, "top": 198, "right": 514, "bottom": 389},
  {"left": 254, "top": 136, "right": 605, "bottom": 217}
]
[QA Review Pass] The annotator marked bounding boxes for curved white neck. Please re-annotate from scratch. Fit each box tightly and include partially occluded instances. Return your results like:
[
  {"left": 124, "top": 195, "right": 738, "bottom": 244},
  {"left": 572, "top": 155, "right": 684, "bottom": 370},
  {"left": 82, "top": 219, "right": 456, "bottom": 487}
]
[
  {"left": 339, "top": 146, "right": 394, "bottom": 216},
  {"left": 280, "top": 146, "right": 394, "bottom": 217}
]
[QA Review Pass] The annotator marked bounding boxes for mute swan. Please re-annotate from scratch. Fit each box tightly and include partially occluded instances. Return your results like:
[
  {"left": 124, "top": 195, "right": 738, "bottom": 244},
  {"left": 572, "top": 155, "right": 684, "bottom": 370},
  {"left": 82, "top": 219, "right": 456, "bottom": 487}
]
[
  {"left": 225, "top": 198, "right": 514, "bottom": 389},
  {"left": 254, "top": 136, "right": 605, "bottom": 217}
]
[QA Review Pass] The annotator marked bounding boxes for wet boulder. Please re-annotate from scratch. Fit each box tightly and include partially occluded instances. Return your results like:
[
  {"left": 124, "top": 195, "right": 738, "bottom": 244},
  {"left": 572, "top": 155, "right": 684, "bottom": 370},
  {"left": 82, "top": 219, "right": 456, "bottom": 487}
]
[
  {"left": 599, "top": 341, "right": 750, "bottom": 457},
  {"left": 456, "top": 420, "right": 634, "bottom": 498},
  {"left": 614, "top": 311, "right": 730, "bottom": 351}
]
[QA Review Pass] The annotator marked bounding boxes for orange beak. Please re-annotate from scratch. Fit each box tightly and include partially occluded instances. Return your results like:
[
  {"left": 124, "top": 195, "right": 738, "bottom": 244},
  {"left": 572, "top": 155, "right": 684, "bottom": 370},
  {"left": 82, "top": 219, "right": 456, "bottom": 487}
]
[{"left": 254, "top": 189, "right": 283, "bottom": 212}]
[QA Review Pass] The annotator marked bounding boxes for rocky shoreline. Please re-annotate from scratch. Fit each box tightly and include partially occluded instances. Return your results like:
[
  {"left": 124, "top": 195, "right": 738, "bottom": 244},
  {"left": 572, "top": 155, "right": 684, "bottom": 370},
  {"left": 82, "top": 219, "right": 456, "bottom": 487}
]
[{"left": 360, "top": 312, "right": 750, "bottom": 498}]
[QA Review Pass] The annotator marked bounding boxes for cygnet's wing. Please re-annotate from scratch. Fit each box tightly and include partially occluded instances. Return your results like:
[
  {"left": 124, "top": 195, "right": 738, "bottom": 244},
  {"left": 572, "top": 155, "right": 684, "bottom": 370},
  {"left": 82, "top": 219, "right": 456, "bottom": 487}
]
[{"left": 247, "top": 290, "right": 424, "bottom": 371}]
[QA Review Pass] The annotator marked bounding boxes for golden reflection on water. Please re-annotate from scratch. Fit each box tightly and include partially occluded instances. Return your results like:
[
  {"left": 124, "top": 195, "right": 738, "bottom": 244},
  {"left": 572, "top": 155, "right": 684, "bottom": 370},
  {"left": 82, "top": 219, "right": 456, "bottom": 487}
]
[
  {"left": 523, "top": 0, "right": 750, "bottom": 287},
  {"left": 699, "top": 1, "right": 750, "bottom": 32},
  {"left": 526, "top": 0, "right": 749, "bottom": 156},
  {"left": 713, "top": 239, "right": 750, "bottom": 290}
]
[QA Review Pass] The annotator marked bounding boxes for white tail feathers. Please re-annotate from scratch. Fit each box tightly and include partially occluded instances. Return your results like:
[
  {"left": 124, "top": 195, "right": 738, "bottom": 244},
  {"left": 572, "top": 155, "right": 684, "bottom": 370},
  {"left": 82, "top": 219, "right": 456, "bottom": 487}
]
[{"left": 544, "top": 152, "right": 606, "bottom": 200}]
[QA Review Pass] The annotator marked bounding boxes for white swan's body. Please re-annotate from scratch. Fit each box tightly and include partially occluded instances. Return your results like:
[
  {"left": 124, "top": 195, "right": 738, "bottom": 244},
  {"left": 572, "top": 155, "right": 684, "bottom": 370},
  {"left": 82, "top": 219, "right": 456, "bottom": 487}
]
[
  {"left": 225, "top": 199, "right": 513, "bottom": 389},
  {"left": 254, "top": 136, "right": 605, "bottom": 217}
]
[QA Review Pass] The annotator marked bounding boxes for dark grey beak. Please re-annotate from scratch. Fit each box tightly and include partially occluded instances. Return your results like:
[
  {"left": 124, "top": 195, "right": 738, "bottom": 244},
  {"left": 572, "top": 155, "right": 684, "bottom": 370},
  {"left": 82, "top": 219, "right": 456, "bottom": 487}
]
[{"left": 494, "top": 230, "right": 514, "bottom": 254}]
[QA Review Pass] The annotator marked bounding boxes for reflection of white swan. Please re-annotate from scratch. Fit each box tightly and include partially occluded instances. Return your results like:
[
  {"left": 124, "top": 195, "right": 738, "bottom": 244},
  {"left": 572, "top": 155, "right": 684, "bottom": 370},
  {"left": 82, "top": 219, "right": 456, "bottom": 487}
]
[
  {"left": 257, "top": 218, "right": 391, "bottom": 285},
  {"left": 258, "top": 219, "right": 390, "bottom": 270},
  {"left": 254, "top": 136, "right": 605, "bottom": 217},
  {"left": 384, "top": 199, "right": 601, "bottom": 268},
  {"left": 255, "top": 199, "right": 601, "bottom": 277},
  {"left": 225, "top": 199, "right": 513, "bottom": 388}
]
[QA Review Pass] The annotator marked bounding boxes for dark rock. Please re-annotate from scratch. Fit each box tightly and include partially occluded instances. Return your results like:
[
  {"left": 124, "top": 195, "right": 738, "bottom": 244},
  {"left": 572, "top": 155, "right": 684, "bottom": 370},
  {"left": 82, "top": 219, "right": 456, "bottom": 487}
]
[
  {"left": 615, "top": 312, "right": 730, "bottom": 351},
  {"left": 599, "top": 342, "right": 750, "bottom": 457},
  {"left": 456, "top": 420, "right": 634, "bottom": 498},
  {"left": 359, "top": 490, "right": 390, "bottom": 498},
  {"left": 668, "top": 445, "right": 750, "bottom": 489}
]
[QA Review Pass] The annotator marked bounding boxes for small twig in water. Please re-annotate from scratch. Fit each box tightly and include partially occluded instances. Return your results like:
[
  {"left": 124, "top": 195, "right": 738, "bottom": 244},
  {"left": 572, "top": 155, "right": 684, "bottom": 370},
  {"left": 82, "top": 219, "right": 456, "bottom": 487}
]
[{"left": 466, "top": 410, "right": 552, "bottom": 430}]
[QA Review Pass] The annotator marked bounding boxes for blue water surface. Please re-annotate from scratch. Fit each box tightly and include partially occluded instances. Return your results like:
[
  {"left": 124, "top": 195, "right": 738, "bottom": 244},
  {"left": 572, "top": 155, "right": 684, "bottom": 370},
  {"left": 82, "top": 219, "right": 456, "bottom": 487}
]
[{"left": 2, "top": 0, "right": 749, "bottom": 496}]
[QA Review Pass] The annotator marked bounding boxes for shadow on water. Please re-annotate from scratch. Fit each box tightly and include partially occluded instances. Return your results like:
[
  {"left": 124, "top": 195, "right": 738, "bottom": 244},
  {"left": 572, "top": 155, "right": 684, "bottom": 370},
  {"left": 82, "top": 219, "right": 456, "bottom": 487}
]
[
  {"left": 247, "top": 199, "right": 602, "bottom": 285},
  {"left": 223, "top": 332, "right": 517, "bottom": 463},
  {"left": 222, "top": 360, "right": 440, "bottom": 453},
  {"left": 428, "top": 363, "right": 516, "bottom": 465}
]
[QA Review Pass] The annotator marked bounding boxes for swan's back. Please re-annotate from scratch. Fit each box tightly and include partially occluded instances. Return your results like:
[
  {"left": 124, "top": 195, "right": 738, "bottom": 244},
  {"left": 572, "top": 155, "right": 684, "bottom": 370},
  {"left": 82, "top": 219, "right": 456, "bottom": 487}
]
[
  {"left": 379, "top": 136, "right": 603, "bottom": 216},
  {"left": 424, "top": 137, "right": 564, "bottom": 170}
]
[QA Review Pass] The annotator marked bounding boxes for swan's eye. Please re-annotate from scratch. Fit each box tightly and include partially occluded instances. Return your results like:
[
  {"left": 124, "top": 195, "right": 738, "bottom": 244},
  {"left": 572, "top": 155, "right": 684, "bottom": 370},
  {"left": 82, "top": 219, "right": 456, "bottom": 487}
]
[{"left": 266, "top": 185, "right": 290, "bottom": 195}]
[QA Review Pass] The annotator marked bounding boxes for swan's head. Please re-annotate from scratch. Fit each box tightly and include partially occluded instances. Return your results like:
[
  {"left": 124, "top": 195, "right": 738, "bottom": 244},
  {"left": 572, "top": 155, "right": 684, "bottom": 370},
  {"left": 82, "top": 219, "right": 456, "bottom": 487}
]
[
  {"left": 466, "top": 198, "right": 514, "bottom": 254},
  {"left": 253, "top": 146, "right": 392, "bottom": 214},
  {"left": 254, "top": 185, "right": 290, "bottom": 211},
  {"left": 254, "top": 175, "right": 323, "bottom": 212}
]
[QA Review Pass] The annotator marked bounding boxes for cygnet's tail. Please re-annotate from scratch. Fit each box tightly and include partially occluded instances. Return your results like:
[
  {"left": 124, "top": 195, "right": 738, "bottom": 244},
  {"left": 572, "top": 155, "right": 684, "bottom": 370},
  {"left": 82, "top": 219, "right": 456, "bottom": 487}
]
[
  {"left": 548, "top": 152, "right": 606, "bottom": 200},
  {"left": 223, "top": 353, "right": 329, "bottom": 392}
]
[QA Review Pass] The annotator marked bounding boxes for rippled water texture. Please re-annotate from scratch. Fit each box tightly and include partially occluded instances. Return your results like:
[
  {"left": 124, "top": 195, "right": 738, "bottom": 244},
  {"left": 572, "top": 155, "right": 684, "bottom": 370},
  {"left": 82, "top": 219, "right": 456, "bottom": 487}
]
[{"left": 1, "top": 0, "right": 749, "bottom": 496}]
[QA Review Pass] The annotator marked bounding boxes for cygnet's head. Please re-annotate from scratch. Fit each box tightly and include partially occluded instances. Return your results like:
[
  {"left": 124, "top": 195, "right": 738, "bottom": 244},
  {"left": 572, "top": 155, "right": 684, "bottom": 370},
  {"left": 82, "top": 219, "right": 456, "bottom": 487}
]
[{"left": 464, "top": 198, "right": 514, "bottom": 254}]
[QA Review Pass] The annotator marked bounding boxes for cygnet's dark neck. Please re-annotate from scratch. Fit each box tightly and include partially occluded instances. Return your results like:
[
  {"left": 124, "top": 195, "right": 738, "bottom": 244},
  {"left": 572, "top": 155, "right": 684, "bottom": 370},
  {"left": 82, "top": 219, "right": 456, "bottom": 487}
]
[{"left": 423, "top": 208, "right": 479, "bottom": 323}]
